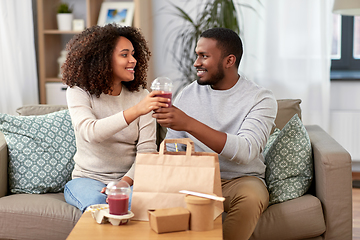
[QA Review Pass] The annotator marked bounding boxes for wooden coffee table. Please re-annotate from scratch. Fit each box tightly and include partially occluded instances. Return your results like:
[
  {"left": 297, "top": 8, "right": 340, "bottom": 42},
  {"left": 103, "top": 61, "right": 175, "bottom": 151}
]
[{"left": 66, "top": 212, "right": 223, "bottom": 240}]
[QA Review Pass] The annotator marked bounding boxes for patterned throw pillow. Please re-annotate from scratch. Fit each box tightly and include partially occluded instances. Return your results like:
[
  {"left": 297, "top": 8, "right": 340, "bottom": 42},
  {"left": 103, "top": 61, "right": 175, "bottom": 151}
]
[
  {"left": 264, "top": 114, "right": 313, "bottom": 205},
  {"left": 263, "top": 128, "right": 280, "bottom": 157},
  {"left": 0, "top": 110, "right": 76, "bottom": 194}
]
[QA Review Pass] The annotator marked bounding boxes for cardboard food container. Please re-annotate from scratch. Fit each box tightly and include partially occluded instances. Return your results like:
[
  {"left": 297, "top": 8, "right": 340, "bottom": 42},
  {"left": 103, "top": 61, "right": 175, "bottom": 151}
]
[
  {"left": 185, "top": 195, "right": 215, "bottom": 231},
  {"left": 148, "top": 207, "right": 190, "bottom": 234}
]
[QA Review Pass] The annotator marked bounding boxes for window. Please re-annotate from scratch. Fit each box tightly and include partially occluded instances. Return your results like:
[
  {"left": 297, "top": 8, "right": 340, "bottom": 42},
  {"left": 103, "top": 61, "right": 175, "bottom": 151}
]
[
  {"left": 331, "top": 14, "right": 341, "bottom": 60},
  {"left": 331, "top": 15, "right": 360, "bottom": 72},
  {"left": 354, "top": 16, "right": 360, "bottom": 59}
]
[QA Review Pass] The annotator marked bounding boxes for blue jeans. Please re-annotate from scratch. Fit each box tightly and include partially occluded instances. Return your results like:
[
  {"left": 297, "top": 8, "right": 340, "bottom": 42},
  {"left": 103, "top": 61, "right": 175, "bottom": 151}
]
[{"left": 64, "top": 178, "right": 133, "bottom": 213}]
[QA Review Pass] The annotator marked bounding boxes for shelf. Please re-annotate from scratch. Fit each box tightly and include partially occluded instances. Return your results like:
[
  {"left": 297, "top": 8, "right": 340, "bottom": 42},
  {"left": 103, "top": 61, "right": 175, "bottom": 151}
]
[
  {"left": 44, "top": 30, "right": 83, "bottom": 35},
  {"left": 37, "top": 0, "right": 104, "bottom": 104},
  {"left": 46, "top": 78, "right": 63, "bottom": 82}
]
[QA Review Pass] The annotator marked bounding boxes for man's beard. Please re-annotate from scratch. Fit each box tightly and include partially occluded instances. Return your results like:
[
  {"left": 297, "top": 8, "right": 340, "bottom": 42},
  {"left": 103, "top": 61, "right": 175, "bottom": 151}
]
[{"left": 196, "top": 61, "right": 225, "bottom": 86}]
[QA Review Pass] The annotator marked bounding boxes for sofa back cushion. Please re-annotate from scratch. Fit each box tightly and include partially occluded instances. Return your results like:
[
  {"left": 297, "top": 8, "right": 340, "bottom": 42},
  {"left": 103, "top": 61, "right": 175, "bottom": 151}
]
[
  {"left": 16, "top": 105, "right": 68, "bottom": 116},
  {"left": 274, "top": 99, "right": 302, "bottom": 132}
]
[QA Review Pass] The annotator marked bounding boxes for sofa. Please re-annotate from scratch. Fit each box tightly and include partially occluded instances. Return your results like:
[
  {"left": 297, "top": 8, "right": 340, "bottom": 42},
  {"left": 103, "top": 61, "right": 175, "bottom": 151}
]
[{"left": 0, "top": 99, "right": 352, "bottom": 240}]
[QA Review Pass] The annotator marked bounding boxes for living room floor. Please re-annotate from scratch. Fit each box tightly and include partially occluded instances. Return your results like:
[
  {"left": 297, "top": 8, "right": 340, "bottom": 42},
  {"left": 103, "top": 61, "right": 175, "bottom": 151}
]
[
  {"left": 353, "top": 187, "right": 360, "bottom": 239},
  {"left": 353, "top": 172, "right": 360, "bottom": 239}
]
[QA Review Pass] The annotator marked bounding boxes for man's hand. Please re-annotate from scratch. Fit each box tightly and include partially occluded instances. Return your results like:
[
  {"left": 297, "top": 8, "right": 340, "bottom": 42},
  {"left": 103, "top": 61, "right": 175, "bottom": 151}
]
[
  {"left": 152, "top": 106, "right": 191, "bottom": 131},
  {"left": 153, "top": 105, "right": 227, "bottom": 154}
]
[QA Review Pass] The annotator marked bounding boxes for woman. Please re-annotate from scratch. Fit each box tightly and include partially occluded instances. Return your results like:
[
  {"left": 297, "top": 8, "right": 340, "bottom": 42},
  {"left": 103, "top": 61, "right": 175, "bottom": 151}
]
[{"left": 61, "top": 24, "right": 169, "bottom": 212}]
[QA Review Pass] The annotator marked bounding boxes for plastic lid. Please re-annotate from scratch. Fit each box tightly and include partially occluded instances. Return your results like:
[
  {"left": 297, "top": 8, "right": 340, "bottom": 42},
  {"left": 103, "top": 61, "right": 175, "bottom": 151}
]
[
  {"left": 150, "top": 77, "right": 173, "bottom": 92},
  {"left": 107, "top": 180, "right": 131, "bottom": 196},
  {"left": 185, "top": 195, "right": 213, "bottom": 205}
]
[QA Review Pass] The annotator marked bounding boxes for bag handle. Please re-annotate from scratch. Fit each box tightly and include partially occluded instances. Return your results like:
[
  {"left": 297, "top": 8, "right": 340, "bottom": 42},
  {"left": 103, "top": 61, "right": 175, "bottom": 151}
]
[{"left": 159, "top": 138, "right": 195, "bottom": 156}]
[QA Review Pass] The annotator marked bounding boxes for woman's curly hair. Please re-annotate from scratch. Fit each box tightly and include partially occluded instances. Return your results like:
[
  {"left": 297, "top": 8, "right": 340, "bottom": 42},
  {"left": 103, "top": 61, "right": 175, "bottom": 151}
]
[{"left": 62, "top": 24, "right": 151, "bottom": 97}]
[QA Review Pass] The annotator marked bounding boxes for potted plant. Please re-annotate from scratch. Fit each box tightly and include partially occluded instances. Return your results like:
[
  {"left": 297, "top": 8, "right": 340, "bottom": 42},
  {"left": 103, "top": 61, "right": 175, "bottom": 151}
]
[
  {"left": 164, "top": 0, "right": 260, "bottom": 96},
  {"left": 56, "top": 2, "right": 73, "bottom": 31}
]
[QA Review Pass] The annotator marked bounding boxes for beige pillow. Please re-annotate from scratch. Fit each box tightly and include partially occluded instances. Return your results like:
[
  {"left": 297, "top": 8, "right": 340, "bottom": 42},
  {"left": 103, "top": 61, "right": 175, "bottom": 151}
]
[
  {"left": 16, "top": 105, "right": 68, "bottom": 116},
  {"left": 273, "top": 99, "right": 302, "bottom": 133}
]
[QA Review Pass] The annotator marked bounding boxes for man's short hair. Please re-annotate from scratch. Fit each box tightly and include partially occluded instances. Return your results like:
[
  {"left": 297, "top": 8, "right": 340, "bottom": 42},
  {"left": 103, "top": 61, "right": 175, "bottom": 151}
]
[{"left": 200, "top": 28, "right": 243, "bottom": 68}]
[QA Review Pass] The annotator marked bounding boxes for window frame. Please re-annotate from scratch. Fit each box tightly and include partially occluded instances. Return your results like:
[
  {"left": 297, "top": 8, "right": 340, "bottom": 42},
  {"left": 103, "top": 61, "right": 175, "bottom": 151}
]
[{"left": 331, "top": 16, "right": 360, "bottom": 71}]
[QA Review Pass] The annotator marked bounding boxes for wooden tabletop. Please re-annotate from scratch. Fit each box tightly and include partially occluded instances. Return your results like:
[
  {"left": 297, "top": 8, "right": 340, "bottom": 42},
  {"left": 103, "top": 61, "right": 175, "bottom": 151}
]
[{"left": 66, "top": 212, "right": 223, "bottom": 240}]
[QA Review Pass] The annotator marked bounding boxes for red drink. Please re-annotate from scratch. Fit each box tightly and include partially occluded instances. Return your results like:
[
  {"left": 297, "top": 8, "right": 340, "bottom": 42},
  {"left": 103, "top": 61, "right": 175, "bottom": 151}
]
[
  {"left": 156, "top": 92, "right": 172, "bottom": 107},
  {"left": 108, "top": 194, "right": 129, "bottom": 215}
]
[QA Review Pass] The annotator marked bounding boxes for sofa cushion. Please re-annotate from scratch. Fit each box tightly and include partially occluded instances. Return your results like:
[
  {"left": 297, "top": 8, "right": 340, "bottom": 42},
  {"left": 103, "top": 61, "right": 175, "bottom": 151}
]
[
  {"left": 0, "top": 110, "right": 76, "bottom": 194},
  {"left": 273, "top": 99, "right": 302, "bottom": 133},
  {"left": 250, "top": 194, "right": 326, "bottom": 240},
  {"left": 0, "top": 193, "right": 82, "bottom": 240},
  {"left": 264, "top": 114, "right": 313, "bottom": 205},
  {"left": 16, "top": 104, "right": 68, "bottom": 116}
]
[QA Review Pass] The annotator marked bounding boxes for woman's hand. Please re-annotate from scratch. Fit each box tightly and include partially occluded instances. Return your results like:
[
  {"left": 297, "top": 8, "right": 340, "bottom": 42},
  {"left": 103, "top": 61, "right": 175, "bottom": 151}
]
[
  {"left": 121, "top": 176, "right": 133, "bottom": 186},
  {"left": 136, "top": 91, "right": 170, "bottom": 115},
  {"left": 100, "top": 177, "right": 133, "bottom": 203},
  {"left": 123, "top": 91, "right": 170, "bottom": 124},
  {"left": 100, "top": 187, "right": 109, "bottom": 203}
]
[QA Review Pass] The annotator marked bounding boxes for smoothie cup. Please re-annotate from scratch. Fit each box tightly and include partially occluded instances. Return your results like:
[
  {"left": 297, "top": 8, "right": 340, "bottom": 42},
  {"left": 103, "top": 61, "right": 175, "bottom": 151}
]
[
  {"left": 107, "top": 181, "right": 131, "bottom": 215},
  {"left": 151, "top": 77, "right": 173, "bottom": 107}
]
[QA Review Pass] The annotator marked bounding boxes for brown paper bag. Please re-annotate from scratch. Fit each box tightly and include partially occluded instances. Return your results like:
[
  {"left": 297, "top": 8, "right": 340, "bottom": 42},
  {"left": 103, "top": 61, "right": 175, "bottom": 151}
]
[{"left": 131, "top": 138, "right": 223, "bottom": 221}]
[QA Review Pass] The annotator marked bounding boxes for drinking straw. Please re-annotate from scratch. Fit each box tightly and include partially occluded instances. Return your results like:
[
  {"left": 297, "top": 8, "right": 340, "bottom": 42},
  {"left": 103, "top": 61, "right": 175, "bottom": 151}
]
[{"left": 179, "top": 190, "right": 225, "bottom": 202}]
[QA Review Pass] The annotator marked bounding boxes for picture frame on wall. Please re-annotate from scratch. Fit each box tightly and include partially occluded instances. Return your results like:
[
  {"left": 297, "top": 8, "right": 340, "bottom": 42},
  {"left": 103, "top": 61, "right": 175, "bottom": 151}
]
[{"left": 97, "top": 2, "right": 135, "bottom": 27}]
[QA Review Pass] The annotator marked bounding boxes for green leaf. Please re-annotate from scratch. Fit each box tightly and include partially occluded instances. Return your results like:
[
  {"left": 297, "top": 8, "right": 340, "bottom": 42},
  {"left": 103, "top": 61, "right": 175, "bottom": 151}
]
[{"left": 57, "top": 3, "right": 72, "bottom": 13}]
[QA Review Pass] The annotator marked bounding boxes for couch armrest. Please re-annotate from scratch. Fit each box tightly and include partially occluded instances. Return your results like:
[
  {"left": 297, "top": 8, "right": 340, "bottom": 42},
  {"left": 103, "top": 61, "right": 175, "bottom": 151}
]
[
  {"left": 0, "top": 132, "right": 8, "bottom": 197},
  {"left": 306, "top": 125, "right": 352, "bottom": 240}
]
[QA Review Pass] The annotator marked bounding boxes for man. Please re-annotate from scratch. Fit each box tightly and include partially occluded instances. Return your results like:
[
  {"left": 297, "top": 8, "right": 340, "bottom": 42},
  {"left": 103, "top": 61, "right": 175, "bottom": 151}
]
[{"left": 153, "top": 27, "right": 277, "bottom": 240}]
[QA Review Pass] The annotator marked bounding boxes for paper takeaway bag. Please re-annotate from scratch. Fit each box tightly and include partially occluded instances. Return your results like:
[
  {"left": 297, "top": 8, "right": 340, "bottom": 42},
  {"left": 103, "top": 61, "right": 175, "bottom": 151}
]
[{"left": 131, "top": 138, "right": 223, "bottom": 221}]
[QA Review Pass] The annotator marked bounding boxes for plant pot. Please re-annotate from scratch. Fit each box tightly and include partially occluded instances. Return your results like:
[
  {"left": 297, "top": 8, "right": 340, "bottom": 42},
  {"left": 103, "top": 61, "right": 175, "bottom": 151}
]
[{"left": 57, "top": 13, "right": 73, "bottom": 31}]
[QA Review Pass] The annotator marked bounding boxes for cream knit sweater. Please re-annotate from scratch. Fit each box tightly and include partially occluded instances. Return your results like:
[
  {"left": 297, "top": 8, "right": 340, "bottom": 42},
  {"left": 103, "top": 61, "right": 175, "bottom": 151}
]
[{"left": 66, "top": 86, "right": 157, "bottom": 184}]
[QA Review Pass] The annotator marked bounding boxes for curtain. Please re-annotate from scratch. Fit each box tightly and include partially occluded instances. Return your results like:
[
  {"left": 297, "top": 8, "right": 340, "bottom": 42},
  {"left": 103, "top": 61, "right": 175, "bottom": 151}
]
[
  {"left": 239, "top": 0, "right": 333, "bottom": 131},
  {"left": 0, "top": 0, "right": 39, "bottom": 115}
]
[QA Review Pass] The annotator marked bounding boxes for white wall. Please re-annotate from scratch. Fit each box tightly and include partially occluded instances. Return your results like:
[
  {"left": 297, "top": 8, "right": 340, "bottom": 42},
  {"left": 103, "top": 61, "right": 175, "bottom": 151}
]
[
  {"left": 330, "top": 81, "right": 360, "bottom": 171},
  {"left": 330, "top": 81, "right": 360, "bottom": 110}
]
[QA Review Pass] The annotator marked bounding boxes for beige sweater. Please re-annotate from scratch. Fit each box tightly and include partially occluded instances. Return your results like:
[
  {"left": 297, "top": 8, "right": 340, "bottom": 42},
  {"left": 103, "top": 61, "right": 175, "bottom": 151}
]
[{"left": 66, "top": 86, "right": 157, "bottom": 184}]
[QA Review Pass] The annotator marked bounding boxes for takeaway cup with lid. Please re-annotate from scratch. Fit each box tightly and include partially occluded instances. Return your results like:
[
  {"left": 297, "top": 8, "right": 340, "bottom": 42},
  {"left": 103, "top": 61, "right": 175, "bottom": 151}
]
[{"left": 150, "top": 77, "right": 173, "bottom": 107}]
